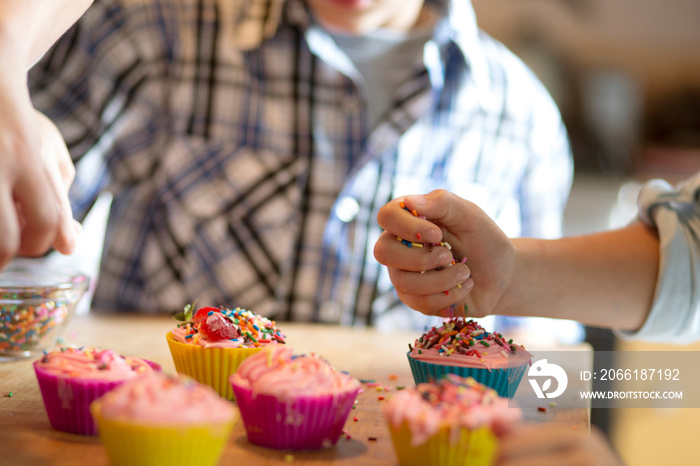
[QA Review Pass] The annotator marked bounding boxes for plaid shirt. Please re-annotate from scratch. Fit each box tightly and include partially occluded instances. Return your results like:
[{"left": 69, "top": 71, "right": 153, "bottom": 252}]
[{"left": 29, "top": 0, "right": 572, "bottom": 326}]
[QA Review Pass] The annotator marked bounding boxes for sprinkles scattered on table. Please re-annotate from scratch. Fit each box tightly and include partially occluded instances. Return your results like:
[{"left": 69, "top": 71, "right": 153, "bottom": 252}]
[{"left": 413, "top": 317, "right": 526, "bottom": 358}]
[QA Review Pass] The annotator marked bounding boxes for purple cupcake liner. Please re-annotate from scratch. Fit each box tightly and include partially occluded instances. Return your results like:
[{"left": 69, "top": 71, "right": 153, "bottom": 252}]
[
  {"left": 232, "top": 382, "right": 359, "bottom": 450},
  {"left": 33, "top": 359, "right": 161, "bottom": 436},
  {"left": 407, "top": 352, "right": 527, "bottom": 398}
]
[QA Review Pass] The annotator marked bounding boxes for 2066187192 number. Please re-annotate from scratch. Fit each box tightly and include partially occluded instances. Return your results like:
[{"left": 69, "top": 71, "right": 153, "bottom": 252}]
[{"left": 599, "top": 368, "right": 680, "bottom": 381}]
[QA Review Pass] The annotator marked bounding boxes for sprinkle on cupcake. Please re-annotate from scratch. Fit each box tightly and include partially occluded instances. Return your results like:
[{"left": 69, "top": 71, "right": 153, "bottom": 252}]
[
  {"left": 173, "top": 304, "right": 286, "bottom": 346},
  {"left": 414, "top": 318, "right": 525, "bottom": 358}
]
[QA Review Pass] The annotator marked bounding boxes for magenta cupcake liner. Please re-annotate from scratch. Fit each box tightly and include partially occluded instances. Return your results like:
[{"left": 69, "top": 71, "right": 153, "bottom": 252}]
[
  {"left": 33, "top": 360, "right": 161, "bottom": 436},
  {"left": 231, "top": 382, "right": 359, "bottom": 450},
  {"left": 407, "top": 352, "right": 527, "bottom": 398}
]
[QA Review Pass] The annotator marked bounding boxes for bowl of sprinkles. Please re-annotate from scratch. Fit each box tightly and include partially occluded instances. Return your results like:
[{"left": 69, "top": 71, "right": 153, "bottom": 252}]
[
  {"left": 407, "top": 318, "right": 532, "bottom": 398},
  {"left": 0, "top": 261, "right": 89, "bottom": 360},
  {"left": 166, "top": 304, "right": 286, "bottom": 400}
]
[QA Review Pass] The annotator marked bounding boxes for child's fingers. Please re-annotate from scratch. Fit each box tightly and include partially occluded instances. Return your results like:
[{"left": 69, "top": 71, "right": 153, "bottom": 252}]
[
  {"left": 402, "top": 190, "right": 490, "bottom": 236},
  {"left": 396, "top": 277, "right": 474, "bottom": 315},
  {"left": 374, "top": 230, "right": 454, "bottom": 272},
  {"left": 388, "top": 263, "right": 471, "bottom": 296},
  {"left": 376, "top": 197, "right": 443, "bottom": 243}
]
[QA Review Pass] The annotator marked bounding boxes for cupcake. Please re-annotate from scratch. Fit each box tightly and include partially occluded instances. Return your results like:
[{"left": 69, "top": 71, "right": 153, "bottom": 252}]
[
  {"left": 230, "top": 345, "right": 361, "bottom": 450},
  {"left": 91, "top": 372, "right": 236, "bottom": 466},
  {"left": 407, "top": 318, "right": 531, "bottom": 397},
  {"left": 382, "top": 375, "right": 521, "bottom": 466},
  {"left": 33, "top": 346, "right": 160, "bottom": 435},
  {"left": 166, "top": 304, "right": 286, "bottom": 400}
]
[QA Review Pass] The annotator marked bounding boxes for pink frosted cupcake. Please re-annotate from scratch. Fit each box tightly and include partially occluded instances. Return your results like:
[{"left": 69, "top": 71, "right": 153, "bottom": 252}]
[
  {"left": 383, "top": 375, "right": 521, "bottom": 466},
  {"left": 33, "top": 346, "right": 160, "bottom": 435},
  {"left": 230, "top": 346, "right": 361, "bottom": 450},
  {"left": 408, "top": 318, "right": 532, "bottom": 397},
  {"left": 91, "top": 372, "right": 236, "bottom": 466},
  {"left": 167, "top": 305, "right": 285, "bottom": 399}
]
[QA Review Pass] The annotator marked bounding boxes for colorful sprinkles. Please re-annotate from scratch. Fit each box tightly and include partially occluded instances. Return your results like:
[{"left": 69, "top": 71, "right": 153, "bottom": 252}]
[
  {"left": 396, "top": 201, "right": 470, "bottom": 309},
  {"left": 411, "top": 374, "right": 500, "bottom": 410},
  {"left": 177, "top": 306, "right": 285, "bottom": 347},
  {"left": 0, "top": 299, "right": 70, "bottom": 352},
  {"left": 413, "top": 317, "right": 526, "bottom": 358}
]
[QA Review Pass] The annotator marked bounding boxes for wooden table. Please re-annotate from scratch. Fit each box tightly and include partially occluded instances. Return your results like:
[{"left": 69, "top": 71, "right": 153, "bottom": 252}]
[{"left": 0, "top": 313, "right": 590, "bottom": 465}]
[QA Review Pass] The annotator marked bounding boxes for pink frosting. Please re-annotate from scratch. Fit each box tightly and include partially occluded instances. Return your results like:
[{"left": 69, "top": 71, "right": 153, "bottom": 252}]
[
  {"left": 35, "top": 347, "right": 155, "bottom": 381},
  {"left": 230, "top": 346, "right": 360, "bottom": 400},
  {"left": 409, "top": 346, "right": 531, "bottom": 370},
  {"left": 382, "top": 375, "right": 521, "bottom": 447},
  {"left": 409, "top": 318, "right": 532, "bottom": 370},
  {"left": 95, "top": 372, "right": 235, "bottom": 425}
]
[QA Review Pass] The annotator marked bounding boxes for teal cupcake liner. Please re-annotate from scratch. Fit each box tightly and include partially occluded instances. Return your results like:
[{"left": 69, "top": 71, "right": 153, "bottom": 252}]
[{"left": 406, "top": 352, "right": 528, "bottom": 398}]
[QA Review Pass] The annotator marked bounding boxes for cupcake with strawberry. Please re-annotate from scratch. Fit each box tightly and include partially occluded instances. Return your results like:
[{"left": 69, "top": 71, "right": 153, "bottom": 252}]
[{"left": 166, "top": 304, "right": 285, "bottom": 399}]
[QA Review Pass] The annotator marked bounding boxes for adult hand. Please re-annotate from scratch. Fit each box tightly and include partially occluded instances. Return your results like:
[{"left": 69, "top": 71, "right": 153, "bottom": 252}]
[
  {"left": 374, "top": 189, "right": 515, "bottom": 318},
  {"left": 0, "top": 75, "right": 79, "bottom": 267},
  {"left": 496, "top": 424, "right": 623, "bottom": 466}
]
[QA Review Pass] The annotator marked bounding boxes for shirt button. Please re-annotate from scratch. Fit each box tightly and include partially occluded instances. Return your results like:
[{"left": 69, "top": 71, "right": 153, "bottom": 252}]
[{"left": 335, "top": 196, "right": 360, "bottom": 223}]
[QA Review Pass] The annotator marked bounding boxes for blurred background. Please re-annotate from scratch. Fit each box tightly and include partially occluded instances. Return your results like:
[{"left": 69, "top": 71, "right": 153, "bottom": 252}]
[{"left": 472, "top": 0, "right": 700, "bottom": 464}]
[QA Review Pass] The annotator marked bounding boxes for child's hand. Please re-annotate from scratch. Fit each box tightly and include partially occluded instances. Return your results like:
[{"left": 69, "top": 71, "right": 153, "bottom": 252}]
[{"left": 374, "top": 189, "right": 516, "bottom": 318}]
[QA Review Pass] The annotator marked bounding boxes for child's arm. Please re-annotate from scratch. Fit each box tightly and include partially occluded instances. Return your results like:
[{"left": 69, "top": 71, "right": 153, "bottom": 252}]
[{"left": 375, "top": 189, "right": 659, "bottom": 331}]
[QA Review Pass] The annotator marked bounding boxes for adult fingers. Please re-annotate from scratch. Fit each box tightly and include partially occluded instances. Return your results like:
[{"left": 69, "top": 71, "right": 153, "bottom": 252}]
[
  {"left": 0, "top": 189, "right": 20, "bottom": 267},
  {"left": 34, "top": 111, "right": 78, "bottom": 254}
]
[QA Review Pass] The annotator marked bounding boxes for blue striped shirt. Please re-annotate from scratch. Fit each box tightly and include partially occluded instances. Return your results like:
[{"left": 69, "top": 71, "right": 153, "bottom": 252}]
[{"left": 29, "top": 0, "right": 572, "bottom": 325}]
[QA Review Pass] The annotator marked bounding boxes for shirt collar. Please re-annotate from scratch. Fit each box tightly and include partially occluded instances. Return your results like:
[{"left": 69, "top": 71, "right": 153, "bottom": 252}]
[
  {"left": 434, "top": 0, "right": 493, "bottom": 109},
  {"left": 230, "top": 0, "right": 492, "bottom": 106}
]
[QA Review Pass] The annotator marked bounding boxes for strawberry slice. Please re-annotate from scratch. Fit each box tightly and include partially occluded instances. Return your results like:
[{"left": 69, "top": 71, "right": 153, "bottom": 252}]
[
  {"left": 199, "top": 312, "right": 240, "bottom": 341},
  {"left": 192, "top": 306, "right": 221, "bottom": 323}
]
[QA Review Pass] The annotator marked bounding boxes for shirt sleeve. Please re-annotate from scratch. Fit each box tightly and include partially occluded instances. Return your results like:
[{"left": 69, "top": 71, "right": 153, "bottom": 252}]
[{"left": 616, "top": 172, "right": 700, "bottom": 344}]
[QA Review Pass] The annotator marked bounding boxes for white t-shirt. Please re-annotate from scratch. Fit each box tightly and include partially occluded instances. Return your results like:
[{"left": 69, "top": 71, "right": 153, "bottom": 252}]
[
  {"left": 329, "top": 11, "right": 439, "bottom": 131},
  {"left": 618, "top": 171, "right": 700, "bottom": 343}
]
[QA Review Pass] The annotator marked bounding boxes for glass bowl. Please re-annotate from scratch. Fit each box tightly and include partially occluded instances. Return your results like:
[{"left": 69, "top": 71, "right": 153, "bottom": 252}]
[{"left": 0, "top": 262, "right": 89, "bottom": 360}]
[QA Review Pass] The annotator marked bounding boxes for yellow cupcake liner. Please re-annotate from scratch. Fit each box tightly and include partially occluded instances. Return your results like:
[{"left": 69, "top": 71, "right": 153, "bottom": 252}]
[
  {"left": 166, "top": 332, "right": 263, "bottom": 400},
  {"left": 388, "top": 422, "right": 497, "bottom": 466},
  {"left": 91, "top": 401, "right": 234, "bottom": 466}
]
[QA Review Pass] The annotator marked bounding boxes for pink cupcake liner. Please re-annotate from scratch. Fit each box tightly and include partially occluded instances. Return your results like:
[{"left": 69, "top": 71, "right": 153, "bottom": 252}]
[
  {"left": 231, "top": 381, "right": 359, "bottom": 450},
  {"left": 33, "top": 360, "right": 161, "bottom": 436}
]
